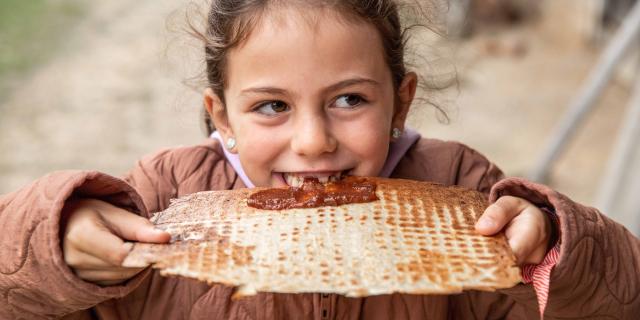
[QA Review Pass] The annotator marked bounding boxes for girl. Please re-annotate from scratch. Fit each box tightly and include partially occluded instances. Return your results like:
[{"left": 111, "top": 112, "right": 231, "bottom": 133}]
[{"left": 1, "top": 1, "right": 638, "bottom": 319}]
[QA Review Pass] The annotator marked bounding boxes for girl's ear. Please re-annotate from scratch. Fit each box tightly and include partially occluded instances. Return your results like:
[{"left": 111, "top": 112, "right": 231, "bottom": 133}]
[
  {"left": 391, "top": 72, "right": 418, "bottom": 134},
  {"left": 204, "top": 88, "right": 236, "bottom": 150}
]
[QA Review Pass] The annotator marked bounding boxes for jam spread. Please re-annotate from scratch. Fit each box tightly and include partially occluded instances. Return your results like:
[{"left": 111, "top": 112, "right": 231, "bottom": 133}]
[{"left": 247, "top": 176, "right": 379, "bottom": 210}]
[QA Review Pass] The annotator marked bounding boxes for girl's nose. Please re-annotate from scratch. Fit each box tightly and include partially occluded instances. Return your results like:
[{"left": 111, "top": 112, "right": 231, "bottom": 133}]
[{"left": 290, "top": 115, "right": 337, "bottom": 157}]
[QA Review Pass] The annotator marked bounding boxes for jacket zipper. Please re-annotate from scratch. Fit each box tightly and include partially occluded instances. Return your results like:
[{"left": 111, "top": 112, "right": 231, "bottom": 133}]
[{"left": 321, "top": 293, "right": 330, "bottom": 319}]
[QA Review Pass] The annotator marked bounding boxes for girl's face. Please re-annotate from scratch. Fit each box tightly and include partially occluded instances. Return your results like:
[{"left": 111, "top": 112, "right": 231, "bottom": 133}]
[{"left": 206, "top": 8, "right": 416, "bottom": 187}]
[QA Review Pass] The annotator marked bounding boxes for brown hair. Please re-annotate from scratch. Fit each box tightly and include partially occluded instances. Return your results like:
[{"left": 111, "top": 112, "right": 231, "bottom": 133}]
[{"left": 188, "top": 0, "right": 447, "bottom": 135}]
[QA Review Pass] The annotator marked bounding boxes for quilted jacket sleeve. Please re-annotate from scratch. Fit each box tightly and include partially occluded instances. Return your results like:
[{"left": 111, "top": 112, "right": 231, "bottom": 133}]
[
  {"left": 0, "top": 171, "right": 150, "bottom": 319},
  {"left": 449, "top": 145, "right": 640, "bottom": 318},
  {"left": 492, "top": 178, "right": 640, "bottom": 319}
]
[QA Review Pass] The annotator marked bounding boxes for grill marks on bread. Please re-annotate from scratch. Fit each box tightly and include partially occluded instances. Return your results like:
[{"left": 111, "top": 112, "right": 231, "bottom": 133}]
[{"left": 123, "top": 178, "right": 521, "bottom": 297}]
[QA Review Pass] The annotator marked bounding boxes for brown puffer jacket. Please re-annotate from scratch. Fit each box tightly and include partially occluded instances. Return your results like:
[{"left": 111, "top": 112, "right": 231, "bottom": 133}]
[{"left": 1, "top": 138, "right": 639, "bottom": 319}]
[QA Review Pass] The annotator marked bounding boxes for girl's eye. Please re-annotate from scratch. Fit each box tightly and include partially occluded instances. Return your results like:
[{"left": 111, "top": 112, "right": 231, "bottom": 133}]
[
  {"left": 254, "top": 101, "right": 290, "bottom": 115},
  {"left": 335, "top": 94, "right": 365, "bottom": 108}
]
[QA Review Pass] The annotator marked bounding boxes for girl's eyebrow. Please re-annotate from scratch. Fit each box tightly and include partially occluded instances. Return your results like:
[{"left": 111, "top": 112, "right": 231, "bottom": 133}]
[
  {"left": 323, "top": 77, "right": 381, "bottom": 93},
  {"left": 240, "top": 87, "right": 288, "bottom": 96},
  {"left": 239, "top": 77, "right": 380, "bottom": 97}
]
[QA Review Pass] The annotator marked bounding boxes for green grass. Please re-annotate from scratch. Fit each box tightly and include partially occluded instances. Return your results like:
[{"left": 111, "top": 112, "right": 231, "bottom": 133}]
[{"left": 0, "top": 0, "right": 86, "bottom": 98}]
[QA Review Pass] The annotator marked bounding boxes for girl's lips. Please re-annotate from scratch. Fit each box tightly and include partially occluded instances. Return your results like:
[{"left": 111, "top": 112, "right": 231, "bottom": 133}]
[{"left": 271, "top": 172, "right": 288, "bottom": 187}]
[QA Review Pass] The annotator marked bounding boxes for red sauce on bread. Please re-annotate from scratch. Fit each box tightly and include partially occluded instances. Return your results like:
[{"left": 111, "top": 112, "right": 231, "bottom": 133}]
[{"left": 248, "top": 176, "right": 378, "bottom": 210}]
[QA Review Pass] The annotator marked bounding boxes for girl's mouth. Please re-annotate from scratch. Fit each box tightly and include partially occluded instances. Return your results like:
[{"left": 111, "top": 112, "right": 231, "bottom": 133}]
[{"left": 280, "top": 170, "right": 352, "bottom": 187}]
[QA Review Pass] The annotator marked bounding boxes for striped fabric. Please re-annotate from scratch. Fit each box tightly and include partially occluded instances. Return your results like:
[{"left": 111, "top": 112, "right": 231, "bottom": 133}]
[
  {"left": 522, "top": 245, "right": 560, "bottom": 318},
  {"left": 521, "top": 209, "right": 561, "bottom": 318}
]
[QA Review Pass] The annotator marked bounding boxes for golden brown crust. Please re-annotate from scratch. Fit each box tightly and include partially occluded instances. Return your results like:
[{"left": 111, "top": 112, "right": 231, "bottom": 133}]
[{"left": 123, "top": 177, "right": 521, "bottom": 297}]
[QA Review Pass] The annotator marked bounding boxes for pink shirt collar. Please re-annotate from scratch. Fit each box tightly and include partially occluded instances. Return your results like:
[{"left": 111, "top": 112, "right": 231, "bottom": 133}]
[{"left": 210, "top": 128, "right": 420, "bottom": 188}]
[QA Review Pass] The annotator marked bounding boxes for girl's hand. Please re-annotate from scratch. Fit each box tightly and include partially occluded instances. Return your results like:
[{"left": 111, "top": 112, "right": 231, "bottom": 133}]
[
  {"left": 475, "top": 196, "right": 552, "bottom": 266},
  {"left": 61, "top": 199, "right": 170, "bottom": 286}
]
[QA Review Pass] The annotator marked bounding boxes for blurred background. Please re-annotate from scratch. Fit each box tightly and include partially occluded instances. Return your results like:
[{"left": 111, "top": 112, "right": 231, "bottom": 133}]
[{"left": 0, "top": 0, "right": 638, "bottom": 235}]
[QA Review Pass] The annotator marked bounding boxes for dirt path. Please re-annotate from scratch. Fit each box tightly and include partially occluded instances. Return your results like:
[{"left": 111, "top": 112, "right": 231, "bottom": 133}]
[
  {"left": 0, "top": 0, "right": 203, "bottom": 192},
  {"left": 0, "top": 1, "right": 634, "bottom": 231}
]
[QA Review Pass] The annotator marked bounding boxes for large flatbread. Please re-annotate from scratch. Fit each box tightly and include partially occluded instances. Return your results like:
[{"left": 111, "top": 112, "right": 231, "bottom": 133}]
[{"left": 123, "top": 177, "right": 521, "bottom": 297}]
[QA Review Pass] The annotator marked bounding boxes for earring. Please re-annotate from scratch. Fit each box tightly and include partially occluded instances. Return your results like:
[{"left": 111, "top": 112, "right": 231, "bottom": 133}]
[
  {"left": 392, "top": 128, "right": 402, "bottom": 139},
  {"left": 226, "top": 137, "right": 236, "bottom": 150}
]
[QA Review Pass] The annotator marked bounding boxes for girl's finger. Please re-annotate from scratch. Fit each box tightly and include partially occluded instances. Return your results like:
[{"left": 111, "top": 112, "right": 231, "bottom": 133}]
[
  {"left": 64, "top": 245, "right": 117, "bottom": 269},
  {"left": 96, "top": 202, "right": 171, "bottom": 244},
  {"left": 68, "top": 214, "right": 133, "bottom": 266},
  {"left": 475, "top": 196, "right": 527, "bottom": 235},
  {"left": 75, "top": 267, "right": 145, "bottom": 283},
  {"left": 505, "top": 206, "right": 550, "bottom": 265}
]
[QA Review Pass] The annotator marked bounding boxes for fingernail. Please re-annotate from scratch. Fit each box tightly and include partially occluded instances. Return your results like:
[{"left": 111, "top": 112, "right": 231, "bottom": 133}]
[
  {"left": 152, "top": 228, "right": 171, "bottom": 240},
  {"left": 476, "top": 217, "right": 495, "bottom": 230}
]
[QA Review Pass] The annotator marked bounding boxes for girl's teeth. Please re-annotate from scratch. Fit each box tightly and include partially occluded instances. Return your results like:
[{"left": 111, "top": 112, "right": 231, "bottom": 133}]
[
  {"left": 285, "top": 174, "right": 303, "bottom": 187},
  {"left": 283, "top": 172, "right": 343, "bottom": 186}
]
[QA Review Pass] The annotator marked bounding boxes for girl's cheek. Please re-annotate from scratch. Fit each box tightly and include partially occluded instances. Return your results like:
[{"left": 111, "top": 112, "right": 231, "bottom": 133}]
[{"left": 239, "top": 125, "right": 289, "bottom": 165}]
